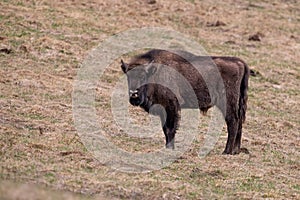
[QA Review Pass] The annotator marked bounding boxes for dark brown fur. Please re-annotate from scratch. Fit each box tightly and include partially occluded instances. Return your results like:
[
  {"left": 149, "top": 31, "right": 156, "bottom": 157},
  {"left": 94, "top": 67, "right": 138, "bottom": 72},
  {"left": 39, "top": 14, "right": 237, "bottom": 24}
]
[{"left": 121, "top": 49, "right": 249, "bottom": 154}]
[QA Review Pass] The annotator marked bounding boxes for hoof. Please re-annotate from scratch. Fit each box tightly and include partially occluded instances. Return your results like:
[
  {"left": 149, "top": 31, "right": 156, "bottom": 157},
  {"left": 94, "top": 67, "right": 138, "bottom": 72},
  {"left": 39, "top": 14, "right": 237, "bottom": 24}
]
[
  {"left": 222, "top": 149, "right": 238, "bottom": 155},
  {"left": 166, "top": 139, "right": 175, "bottom": 149},
  {"left": 222, "top": 147, "right": 249, "bottom": 155},
  {"left": 166, "top": 143, "right": 174, "bottom": 149},
  {"left": 222, "top": 150, "right": 234, "bottom": 155}
]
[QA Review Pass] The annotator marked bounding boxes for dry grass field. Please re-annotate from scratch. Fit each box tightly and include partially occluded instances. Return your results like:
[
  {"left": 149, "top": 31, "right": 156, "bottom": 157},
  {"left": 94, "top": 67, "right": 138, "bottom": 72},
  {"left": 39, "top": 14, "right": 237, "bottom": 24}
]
[{"left": 0, "top": 0, "right": 299, "bottom": 199}]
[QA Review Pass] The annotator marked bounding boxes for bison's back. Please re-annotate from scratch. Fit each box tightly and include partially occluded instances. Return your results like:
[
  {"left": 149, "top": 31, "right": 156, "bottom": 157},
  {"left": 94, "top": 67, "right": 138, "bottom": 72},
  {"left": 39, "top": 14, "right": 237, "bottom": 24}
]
[{"left": 130, "top": 49, "right": 247, "bottom": 111}]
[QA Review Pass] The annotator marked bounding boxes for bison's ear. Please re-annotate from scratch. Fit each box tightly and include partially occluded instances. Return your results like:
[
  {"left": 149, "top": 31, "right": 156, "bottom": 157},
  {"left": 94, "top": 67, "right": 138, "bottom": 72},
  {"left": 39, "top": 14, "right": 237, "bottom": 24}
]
[
  {"left": 121, "top": 59, "right": 128, "bottom": 73},
  {"left": 145, "top": 61, "right": 157, "bottom": 75}
]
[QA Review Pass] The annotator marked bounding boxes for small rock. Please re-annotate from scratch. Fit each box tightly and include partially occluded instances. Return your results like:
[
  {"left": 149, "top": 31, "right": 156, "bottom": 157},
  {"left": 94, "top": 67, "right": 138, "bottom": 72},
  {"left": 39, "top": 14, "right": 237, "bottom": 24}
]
[
  {"left": 249, "top": 34, "right": 260, "bottom": 41},
  {"left": 207, "top": 20, "right": 226, "bottom": 27},
  {"left": 240, "top": 147, "right": 250, "bottom": 154},
  {"left": 0, "top": 47, "right": 12, "bottom": 54},
  {"left": 249, "top": 32, "right": 264, "bottom": 41},
  {"left": 224, "top": 40, "right": 236, "bottom": 44},
  {"left": 147, "top": 0, "right": 156, "bottom": 4},
  {"left": 16, "top": 79, "right": 45, "bottom": 88},
  {"left": 215, "top": 20, "right": 226, "bottom": 26},
  {"left": 19, "top": 45, "right": 28, "bottom": 53},
  {"left": 272, "top": 84, "right": 281, "bottom": 89}
]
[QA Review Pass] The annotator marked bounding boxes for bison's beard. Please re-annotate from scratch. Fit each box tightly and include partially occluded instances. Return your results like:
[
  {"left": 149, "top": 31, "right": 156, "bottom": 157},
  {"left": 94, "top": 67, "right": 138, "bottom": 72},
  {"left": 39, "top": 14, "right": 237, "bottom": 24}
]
[
  {"left": 129, "top": 97, "right": 142, "bottom": 106},
  {"left": 129, "top": 87, "right": 148, "bottom": 107},
  {"left": 129, "top": 93, "right": 147, "bottom": 106}
]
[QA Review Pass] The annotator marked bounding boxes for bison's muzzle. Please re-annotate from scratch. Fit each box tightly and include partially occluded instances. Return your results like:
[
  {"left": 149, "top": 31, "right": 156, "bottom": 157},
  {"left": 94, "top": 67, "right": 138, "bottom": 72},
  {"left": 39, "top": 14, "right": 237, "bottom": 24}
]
[{"left": 129, "top": 89, "right": 142, "bottom": 106}]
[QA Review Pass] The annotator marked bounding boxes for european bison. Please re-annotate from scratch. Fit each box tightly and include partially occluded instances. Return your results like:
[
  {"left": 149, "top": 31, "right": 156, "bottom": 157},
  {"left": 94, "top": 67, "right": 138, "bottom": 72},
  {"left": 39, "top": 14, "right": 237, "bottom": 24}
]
[{"left": 121, "top": 49, "right": 249, "bottom": 155}]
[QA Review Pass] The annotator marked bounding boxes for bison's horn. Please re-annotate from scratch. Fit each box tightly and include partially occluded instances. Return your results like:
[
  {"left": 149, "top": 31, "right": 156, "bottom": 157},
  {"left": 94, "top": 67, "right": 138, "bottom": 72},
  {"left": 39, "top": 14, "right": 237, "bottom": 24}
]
[
  {"left": 145, "top": 60, "right": 157, "bottom": 75},
  {"left": 121, "top": 59, "right": 128, "bottom": 73}
]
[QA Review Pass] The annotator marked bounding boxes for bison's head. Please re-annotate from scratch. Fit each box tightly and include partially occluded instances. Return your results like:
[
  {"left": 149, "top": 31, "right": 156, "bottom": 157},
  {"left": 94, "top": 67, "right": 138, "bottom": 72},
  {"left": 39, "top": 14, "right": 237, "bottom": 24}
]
[{"left": 121, "top": 60, "right": 157, "bottom": 106}]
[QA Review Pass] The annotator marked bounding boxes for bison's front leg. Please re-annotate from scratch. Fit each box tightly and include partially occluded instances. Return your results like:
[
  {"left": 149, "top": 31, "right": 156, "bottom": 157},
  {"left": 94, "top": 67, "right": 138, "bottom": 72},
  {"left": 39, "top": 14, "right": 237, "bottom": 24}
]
[
  {"left": 161, "top": 107, "right": 180, "bottom": 150},
  {"left": 163, "top": 125, "right": 175, "bottom": 149}
]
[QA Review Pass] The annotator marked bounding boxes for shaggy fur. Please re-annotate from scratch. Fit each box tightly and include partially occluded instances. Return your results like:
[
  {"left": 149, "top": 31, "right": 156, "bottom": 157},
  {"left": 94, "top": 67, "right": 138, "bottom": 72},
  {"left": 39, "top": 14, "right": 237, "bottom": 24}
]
[{"left": 121, "top": 49, "right": 249, "bottom": 154}]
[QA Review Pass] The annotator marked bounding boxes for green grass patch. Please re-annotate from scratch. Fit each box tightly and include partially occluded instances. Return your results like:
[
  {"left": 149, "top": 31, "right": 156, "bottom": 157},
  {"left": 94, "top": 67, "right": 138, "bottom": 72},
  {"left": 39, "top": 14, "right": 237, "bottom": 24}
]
[
  {"left": 44, "top": 172, "right": 56, "bottom": 184},
  {"left": 292, "top": 184, "right": 300, "bottom": 191},
  {"left": 239, "top": 176, "right": 263, "bottom": 192}
]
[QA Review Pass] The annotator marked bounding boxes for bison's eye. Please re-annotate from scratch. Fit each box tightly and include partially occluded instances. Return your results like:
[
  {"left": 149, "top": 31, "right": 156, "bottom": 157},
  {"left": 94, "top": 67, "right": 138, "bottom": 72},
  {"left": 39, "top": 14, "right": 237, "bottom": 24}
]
[
  {"left": 142, "top": 75, "right": 146, "bottom": 81},
  {"left": 138, "top": 74, "right": 146, "bottom": 82}
]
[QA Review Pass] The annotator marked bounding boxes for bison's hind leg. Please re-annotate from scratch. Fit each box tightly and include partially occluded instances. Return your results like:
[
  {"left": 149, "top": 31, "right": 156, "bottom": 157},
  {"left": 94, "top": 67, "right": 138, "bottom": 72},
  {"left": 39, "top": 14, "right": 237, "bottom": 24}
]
[
  {"left": 232, "top": 119, "right": 243, "bottom": 154},
  {"left": 233, "top": 119, "right": 250, "bottom": 154},
  {"left": 223, "top": 116, "right": 239, "bottom": 155}
]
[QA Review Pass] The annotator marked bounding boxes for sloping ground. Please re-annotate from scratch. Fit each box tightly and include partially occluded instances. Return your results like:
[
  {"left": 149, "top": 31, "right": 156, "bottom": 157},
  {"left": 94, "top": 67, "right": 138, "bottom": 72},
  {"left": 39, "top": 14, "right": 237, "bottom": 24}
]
[{"left": 0, "top": 0, "right": 299, "bottom": 199}]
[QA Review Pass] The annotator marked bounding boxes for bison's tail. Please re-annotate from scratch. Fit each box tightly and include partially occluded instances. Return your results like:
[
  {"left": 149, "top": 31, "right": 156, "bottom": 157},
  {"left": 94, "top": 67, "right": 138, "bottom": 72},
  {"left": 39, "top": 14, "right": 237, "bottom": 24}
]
[{"left": 239, "top": 61, "right": 250, "bottom": 123}]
